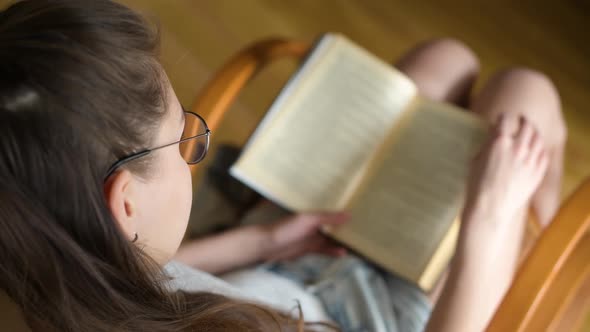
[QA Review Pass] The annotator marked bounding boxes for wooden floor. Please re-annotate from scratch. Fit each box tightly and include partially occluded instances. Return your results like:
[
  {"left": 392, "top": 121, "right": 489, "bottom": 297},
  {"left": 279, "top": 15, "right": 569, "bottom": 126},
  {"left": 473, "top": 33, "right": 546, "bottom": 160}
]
[
  {"left": 116, "top": 2, "right": 589, "bottom": 330},
  {"left": 119, "top": 0, "right": 590, "bottom": 201}
]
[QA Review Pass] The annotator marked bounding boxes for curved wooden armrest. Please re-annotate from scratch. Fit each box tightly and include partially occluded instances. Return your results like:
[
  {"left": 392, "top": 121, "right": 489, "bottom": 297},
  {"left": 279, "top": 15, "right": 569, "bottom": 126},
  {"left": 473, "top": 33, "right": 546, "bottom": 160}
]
[
  {"left": 486, "top": 177, "right": 590, "bottom": 332},
  {"left": 190, "top": 38, "right": 311, "bottom": 133}
]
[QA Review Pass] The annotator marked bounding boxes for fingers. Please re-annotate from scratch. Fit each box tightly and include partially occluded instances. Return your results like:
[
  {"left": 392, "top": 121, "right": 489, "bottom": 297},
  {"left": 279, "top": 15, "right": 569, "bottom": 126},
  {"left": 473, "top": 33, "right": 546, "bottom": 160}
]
[
  {"left": 495, "top": 112, "right": 518, "bottom": 137},
  {"left": 535, "top": 150, "right": 550, "bottom": 178},
  {"left": 514, "top": 116, "right": 549, "bottom": 171},
  {"left": 494, "top": 114, "right": 547, "bottom": 167},
  {"left": 528, "top": 131, "right": 543, "bottom": 163},
  {"left": 495, "top": 113, "right": 508, "bottom": 136},
  {"left": 317, "top": 245, "right": 348, "bottom": 257},
  {"left": 515, "top": 117, "right": 533, "bottom": 154},
  {"left": 297, "top": 215, "right": 348, "bottom": 257},
  {"left": 275, "top": 234, "right": 347, "bottom": 261},
  {"left": 474, "top": 114, "right": 513, "bottom": 163},
  {"left": 305, "top": 235, "right": 347, "bottom": 257}
]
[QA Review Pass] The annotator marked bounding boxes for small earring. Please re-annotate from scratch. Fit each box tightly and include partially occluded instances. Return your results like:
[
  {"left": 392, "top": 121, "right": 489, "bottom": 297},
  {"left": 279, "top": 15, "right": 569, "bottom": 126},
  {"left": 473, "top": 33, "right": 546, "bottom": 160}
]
[{"left": 132, "top": 233, "right": 138, "bottom": 243}]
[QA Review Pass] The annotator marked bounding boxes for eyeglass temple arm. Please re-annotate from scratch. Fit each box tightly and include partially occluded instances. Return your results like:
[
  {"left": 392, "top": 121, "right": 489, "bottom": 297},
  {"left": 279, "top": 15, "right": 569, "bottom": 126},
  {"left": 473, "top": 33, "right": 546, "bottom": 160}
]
[{"left": 190, "top": 38, "right": 310, "bottom": 133}]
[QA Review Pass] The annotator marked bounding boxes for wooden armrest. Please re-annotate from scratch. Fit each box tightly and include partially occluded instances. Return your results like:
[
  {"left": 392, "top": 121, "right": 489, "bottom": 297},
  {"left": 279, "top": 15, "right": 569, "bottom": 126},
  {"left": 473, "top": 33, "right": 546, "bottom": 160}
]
[
  {"left": 486, "top": 177, "right": 590, "bottom": 331},
  {"left": 190, "top": 38, "right": 310, "bottom": 133}
]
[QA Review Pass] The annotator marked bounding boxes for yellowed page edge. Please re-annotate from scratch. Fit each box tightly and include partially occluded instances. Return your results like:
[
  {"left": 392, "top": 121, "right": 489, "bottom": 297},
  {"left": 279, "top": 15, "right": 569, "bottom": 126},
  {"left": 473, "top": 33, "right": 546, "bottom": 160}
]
[{"left": 418, "top": 217, "right": 460, "bottom": 291}]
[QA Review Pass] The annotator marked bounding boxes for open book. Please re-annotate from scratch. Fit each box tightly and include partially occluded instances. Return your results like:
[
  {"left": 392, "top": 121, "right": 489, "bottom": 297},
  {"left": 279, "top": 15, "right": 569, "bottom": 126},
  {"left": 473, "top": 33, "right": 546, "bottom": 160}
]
[{"left": 230, "top": 33, "right": 489, "bottom": 291}]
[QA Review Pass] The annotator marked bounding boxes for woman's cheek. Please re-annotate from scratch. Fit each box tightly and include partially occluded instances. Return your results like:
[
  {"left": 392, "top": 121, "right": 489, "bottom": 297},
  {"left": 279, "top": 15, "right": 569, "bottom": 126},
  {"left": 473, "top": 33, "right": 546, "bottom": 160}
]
[{"left": 177, "top": 157, "right": 193, "bottom": 213}]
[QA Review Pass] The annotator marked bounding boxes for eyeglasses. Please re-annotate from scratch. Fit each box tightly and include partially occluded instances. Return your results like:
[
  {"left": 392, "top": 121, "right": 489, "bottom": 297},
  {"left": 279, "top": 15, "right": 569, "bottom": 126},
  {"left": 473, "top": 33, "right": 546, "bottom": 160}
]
[{"left": 105, "top": 111, "right": 211, "bottom": 180}]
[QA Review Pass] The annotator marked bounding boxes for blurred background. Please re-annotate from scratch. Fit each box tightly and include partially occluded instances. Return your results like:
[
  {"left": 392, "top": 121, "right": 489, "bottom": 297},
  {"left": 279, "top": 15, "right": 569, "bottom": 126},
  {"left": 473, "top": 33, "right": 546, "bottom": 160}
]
[
  {"left": 116, "top": 2, "right": 590, "bottom": 329},
  {"left": 0, "top": 0, "right": 586, "bottom": 329},
  {"left": 119, "top": 0, "right": 590, "bottom": 202}
]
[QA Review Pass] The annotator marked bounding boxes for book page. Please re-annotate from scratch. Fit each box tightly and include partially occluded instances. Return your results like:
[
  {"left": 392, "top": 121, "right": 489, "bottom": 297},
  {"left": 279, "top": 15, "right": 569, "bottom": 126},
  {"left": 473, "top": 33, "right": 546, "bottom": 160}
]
[
  {"left": 327, "top": 99, "right": 488, "bottom": 282},
  {"left": 231, "top": 34, "right": 417, "bottom": 211}
]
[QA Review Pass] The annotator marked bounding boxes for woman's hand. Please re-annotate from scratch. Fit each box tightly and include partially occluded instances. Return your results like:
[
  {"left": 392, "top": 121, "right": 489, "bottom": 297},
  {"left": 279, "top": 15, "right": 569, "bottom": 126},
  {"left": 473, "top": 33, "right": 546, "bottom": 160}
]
[
  {"left": 426, "top": 115, "right": 548, "bottom": 332},
  {"left": 175, "top": 212, "right": 349, "bottom": 275},
  {"left": 262, "top": 212, "right": 350, "bottom": 262}
]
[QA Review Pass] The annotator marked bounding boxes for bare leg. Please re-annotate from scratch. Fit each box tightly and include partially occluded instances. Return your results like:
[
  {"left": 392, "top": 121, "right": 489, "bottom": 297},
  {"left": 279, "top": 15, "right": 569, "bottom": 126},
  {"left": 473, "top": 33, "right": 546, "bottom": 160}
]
[
  {"left": 432, "top": 68, "right": 565, "bottom": 329},
  {"left": 471, "top": 68, "right": 566, "bottom": 227},
  {"left": 395, "top": 46, "right": 566, "bottom": 308},
  {"left": 395, "top": 38, "right": 479, "bottom": 106},
  {"left": 392, "top": 41, "right": 563, "bottom": 330},
  {"left": 427, "top": 117, "right": 549, "bottom": 332}
]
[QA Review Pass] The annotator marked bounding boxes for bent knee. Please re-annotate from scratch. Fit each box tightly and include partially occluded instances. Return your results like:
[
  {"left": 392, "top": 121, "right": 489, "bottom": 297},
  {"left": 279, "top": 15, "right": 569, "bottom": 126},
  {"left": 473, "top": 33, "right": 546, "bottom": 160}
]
[
  {"left": 494, "top": 67, "right": 557, "bottom": 95},
  {"left": 398, "top": 38, "right": 480, "bottom": 74},
  {"left": 397, "top": 38, "right": 480, "bottom": 103},
  {"left": 486, "top": 67, "right": 567, "bottom": 146},
  {"left": 503, "top": 68, "right": 566, "bottom": 145},
  {"left": 421, "top": 38, "right": 480, "bottom": 71}
]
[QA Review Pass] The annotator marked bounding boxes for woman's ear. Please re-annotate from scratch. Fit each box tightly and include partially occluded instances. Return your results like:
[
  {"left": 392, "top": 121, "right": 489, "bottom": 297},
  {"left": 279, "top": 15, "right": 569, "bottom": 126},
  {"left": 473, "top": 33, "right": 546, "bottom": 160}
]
[{"left": 103, "top": 169, "right": 137, "bottom": 241}]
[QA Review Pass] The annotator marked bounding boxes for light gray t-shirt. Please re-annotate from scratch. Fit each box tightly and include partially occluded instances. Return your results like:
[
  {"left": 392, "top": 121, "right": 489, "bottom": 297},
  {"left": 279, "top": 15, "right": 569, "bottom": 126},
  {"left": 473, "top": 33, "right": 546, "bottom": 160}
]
[{"left": 164, "top": 260, "right": 331, "bottom": 322}]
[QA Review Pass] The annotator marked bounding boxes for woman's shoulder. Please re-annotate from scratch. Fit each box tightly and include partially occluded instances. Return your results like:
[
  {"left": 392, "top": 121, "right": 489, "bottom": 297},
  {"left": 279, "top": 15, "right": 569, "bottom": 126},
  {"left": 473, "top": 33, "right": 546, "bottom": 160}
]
[
  {"left": 164, "top": 260, "right": 330, "bottom": 322},
  {"left": 164, "top": 260, "right": 245, "bottom": 298}
]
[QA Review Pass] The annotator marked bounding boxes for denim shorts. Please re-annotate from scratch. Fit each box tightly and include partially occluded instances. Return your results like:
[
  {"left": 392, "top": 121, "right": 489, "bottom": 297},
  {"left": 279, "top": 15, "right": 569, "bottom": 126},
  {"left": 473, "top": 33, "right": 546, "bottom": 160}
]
[{"left": 259, "top": 254, "right": 431, "bottom": 332}]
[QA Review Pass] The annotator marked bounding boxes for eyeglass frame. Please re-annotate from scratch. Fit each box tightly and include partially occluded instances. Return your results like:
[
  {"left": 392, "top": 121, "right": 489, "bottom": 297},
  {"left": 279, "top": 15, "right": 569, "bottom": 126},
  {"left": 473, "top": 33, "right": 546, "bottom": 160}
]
[{"left": 104, "top": 111, "right": 211, "bottom": 180}]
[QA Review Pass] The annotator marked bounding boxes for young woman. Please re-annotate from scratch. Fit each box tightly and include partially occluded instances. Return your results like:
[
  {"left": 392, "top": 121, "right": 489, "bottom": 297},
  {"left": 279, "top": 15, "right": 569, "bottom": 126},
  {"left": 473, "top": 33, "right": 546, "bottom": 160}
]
[{"left": 0, "top": 1, "right": 566, "bottom": 331}]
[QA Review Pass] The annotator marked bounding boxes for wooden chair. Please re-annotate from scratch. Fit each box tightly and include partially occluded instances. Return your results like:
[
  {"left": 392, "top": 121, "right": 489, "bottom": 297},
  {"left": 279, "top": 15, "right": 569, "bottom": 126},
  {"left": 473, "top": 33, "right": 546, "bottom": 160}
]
[
  {"left": 190, "top": 37, "right": 590, "bottom": 332},
  {"left": 486, "top": 178, "right": 590, "bottom": 332}
]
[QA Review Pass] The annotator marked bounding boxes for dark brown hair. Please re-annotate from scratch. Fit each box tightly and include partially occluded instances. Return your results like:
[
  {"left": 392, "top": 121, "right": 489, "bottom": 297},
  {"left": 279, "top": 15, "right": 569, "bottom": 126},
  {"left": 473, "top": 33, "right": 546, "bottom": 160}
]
[{"left": 0, "top": 1, "right": 327, "bottom": 331}]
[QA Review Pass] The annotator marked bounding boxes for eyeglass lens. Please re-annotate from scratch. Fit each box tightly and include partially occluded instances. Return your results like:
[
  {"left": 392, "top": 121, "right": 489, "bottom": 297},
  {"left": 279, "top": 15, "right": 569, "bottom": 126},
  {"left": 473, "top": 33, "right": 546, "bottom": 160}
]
[{"left": 179, "top": 112, "right": 208, "bottom": 164}]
